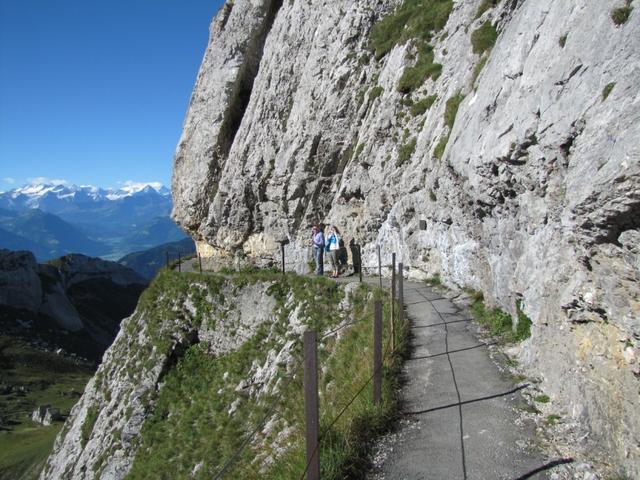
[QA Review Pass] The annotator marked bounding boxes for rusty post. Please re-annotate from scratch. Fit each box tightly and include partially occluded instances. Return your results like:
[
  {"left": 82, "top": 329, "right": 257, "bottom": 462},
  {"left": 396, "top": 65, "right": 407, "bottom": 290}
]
[
  {"left": 281, "top": 242, "right": 285, "bottom": 275},
  {"left": 398, "top": 262, "right": 404, "bottom": 325},
  {"left": 373, "top": 300, "right": 382, "bottom": 405},
  {"left": 198, "top": 253, "right": 203, "bottom": 274},
  {"left": 358, "top": 244, "right": 363, "bottom": 283},
  {"left": 178, "top": 252, "right": 181, "bottom": 273},
  {"left": 391, "top": 253, "right": 396, "bottom": 353},
  {"left": 377, "top": 244, "right": 382, "bottom": 290},
  {"left": 304, "top": 331, "right": 320, "bottom": 480}
]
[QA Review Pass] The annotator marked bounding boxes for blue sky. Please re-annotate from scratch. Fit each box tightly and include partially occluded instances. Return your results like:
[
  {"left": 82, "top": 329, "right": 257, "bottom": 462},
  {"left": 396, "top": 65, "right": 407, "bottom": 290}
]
[{"left": 0, "top": 0, "right": 225, "bottom": 192}]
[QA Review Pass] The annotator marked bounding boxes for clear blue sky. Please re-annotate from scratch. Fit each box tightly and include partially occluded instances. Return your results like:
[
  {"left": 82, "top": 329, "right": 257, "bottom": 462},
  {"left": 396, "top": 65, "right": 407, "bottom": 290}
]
[{"left": 0, "top": 0, "right": 225, "bottom": 192}]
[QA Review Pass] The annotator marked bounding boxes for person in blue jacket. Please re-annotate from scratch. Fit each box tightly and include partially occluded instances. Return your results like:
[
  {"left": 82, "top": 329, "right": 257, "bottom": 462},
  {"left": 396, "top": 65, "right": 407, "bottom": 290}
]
[{"left": 312, "top": 225, "right": 325, "bottom": 275}]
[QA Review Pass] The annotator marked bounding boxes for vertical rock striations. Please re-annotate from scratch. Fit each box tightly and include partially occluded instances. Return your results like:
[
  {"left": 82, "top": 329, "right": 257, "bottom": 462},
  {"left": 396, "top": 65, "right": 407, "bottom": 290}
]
[{"left": 172, "top": 0, "right": 639, "bottom": 473}]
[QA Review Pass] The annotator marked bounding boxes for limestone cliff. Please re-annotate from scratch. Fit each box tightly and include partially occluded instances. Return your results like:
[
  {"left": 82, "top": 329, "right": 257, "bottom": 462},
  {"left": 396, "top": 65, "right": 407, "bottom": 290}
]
[{"left": 172, "top": 0, "right": 639, "bottom": 474}]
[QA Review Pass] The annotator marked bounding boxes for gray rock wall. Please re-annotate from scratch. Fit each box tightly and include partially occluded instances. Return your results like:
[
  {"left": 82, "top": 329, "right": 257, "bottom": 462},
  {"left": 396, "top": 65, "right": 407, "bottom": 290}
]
[{"left": 172, "top": 0, "right": 639, "bottom": 474}]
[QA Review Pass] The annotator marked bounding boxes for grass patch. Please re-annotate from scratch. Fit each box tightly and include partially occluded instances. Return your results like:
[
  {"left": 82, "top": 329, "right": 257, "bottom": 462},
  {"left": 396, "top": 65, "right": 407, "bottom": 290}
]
[
  {"left": 397, "top": 44, "right": 442, "bottom": 93},
  {"left": 471, "top": 21, "right": 498, "bottom": 54},
  {"left": 0, "top": 337, "right": 93, "bottom": 479},
  {"left": 546, "top": 414, "right": 561, "bottom": 426},
  {"left": 559, "top": 33, "right": 568, "bottom": 48},
  {"left": 370, "top": 0, "right": 453, "bottom": 59},
  {"left": 471, "top": 55, "right": 488, "bottom": 88},
  {"left": 80, "top": 406, "right": 98, "bottom": 447},
  {"left": 354, "top": 143, "right": 365, "bottom": 158},
  {"left": 475, "top": 0, "right": 499, "bottom": 19},
  {"left": 470, "top": 294, "right": 513, "bottom": 338},
  {"left": 397, "top": 137, "right": 417, "bottom": 167},
  {"left": 471, "top": 295, "right": 531, "bottom": 343},
  {"left": 410, "top": 95, "right": 437, "bottom": 116},
  {"left": 370, "top": 1, "right": 453, "bottom": 92},
  {"left": 369, "top": 85, "right": 384, "bottom": 102},
  {"left": 602, "top": 82, "right": 616, "bottom": 101},
  {"left": 434, "top": 135, "right": 449, "bottom": 159},
  {"left": 434, "top": 91, "right": 465, "bottom": 159},
  {"left": 126, "top": 271, "right": 408, "bottom": 479},
  {"left": 444, "top": 92, "right": 465, "bottom": 130},
  {"left": 0, "top": 425, "right": 62, "bottom": 480},
  {"left": 611, "top": 2, "right": 633, "bottom": 25},
  {"left": 534, "top": 394, "right": 550, "bottom": 403},
  {"left": 514, "top": 300, "right": 532, "bottom": 342}
]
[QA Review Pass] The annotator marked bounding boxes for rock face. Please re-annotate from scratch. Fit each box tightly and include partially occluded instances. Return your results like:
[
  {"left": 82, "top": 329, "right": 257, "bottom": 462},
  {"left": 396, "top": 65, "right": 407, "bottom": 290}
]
[
  {"left": 0, "top": 250, "right": 148, "bottom": 357},
  {"left": 172, "top": 0, "right": 639, "bottom": 474}
]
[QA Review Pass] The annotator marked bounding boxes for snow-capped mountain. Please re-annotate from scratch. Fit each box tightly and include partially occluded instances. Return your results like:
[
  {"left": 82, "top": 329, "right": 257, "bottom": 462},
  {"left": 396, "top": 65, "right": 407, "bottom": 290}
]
[
  {"left": 0, "top": 182, "right": 171, "bottom": 209},
  {"left": 0, "top": 182, "right": 186, "bottom": 261}
]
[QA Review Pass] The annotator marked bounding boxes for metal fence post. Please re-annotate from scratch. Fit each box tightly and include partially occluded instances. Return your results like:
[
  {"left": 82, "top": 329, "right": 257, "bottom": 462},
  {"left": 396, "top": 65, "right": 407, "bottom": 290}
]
[
  {"left": 304, "top": 331, "right": 320, "bottom": 480},
  {"left": 377, "top": 244, "right": 382, "bottom": 290},
  {"left": 398, "top": 262, "right": 404, "bottom": 325},
  {"left": 281, "top": 242, "right": 286, "bottom": 275},
  {"left": 178, "top": 252, "right": 181, "bottom": 273},
  {"left": 166, "top": 251, "right": 169, "bottom": 270},
  {"left": 373, "top": 300, "right": 382, "bottom": 405},
  {"left": 391, "top": 253, "right": 396, "bottom": 353},
  {"left": 198, "top": 253, "right": 203, "bottom": 274},
  {"left": 358, "top": 244, "right": 363, "bottom": 283}
]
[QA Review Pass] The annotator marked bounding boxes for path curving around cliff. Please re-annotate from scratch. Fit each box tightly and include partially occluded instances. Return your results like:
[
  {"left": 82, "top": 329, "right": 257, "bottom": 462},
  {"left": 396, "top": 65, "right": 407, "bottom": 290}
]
[{"left": 366, "top": 279, "right": 569, "bottom": 480}]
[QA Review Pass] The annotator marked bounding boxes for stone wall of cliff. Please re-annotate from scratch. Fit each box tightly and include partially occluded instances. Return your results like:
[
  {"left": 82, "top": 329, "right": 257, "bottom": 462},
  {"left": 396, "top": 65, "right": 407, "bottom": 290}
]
[{"left": 171, "top": 0, "right": 639, "bottom": 474}]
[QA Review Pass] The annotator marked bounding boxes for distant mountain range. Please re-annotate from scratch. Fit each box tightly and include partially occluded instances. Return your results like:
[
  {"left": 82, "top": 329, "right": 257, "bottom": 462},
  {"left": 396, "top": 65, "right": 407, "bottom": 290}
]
[
  {"left": 0, "top": 182, "right": 188, "bottom": 261},
  {"left": 119, "top": 237, "right": 196, "bottom": 280}
]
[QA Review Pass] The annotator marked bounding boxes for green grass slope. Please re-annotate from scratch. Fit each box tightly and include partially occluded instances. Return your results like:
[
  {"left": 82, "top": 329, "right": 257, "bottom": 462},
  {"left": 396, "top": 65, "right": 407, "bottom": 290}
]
[
  {"left": 126, "top": 272, "right": 406, "bottom": 479},
  {"left": 0, "top": 337, "right": 93, "bottom": 480}
]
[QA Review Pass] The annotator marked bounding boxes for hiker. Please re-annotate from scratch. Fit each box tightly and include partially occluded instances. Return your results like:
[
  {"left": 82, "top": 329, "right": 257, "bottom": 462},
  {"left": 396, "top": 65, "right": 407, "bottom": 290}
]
[
  {"left": 349, "top": 238, "right": 361, "bottom": 275},
  {"left": 312, "top": 224, "right": 324, "bottom": 275},
  {"left": 325, "top": 225, "right": 341, "bottom": 278}
]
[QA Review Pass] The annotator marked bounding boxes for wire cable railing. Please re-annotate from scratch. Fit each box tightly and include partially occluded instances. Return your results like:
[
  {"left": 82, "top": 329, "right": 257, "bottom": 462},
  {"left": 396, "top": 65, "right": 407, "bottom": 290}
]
[{"left": 165, "top": 246, "right": 406, "bottom": 480}]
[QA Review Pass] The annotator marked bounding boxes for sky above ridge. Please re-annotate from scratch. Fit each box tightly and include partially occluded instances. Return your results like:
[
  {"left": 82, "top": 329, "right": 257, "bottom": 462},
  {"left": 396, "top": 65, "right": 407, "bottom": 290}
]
[{"left": 0, "top": 0, "right": 225, "bottom": 192}]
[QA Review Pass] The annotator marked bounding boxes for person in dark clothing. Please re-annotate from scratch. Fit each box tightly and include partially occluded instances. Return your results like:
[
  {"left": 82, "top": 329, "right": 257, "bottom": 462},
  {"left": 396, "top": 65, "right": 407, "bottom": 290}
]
[
  {"left": 312, "top": 225, "right": 325, "bottom": 275},
  {"left": 349, "top": 238, "right": 361, "bottom": 274}
]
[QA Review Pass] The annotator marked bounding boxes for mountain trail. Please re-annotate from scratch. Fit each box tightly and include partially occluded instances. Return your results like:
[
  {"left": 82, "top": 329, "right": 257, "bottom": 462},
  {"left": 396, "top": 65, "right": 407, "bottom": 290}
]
[{"left": 362, "top": 278, "right": 561, "bottom": 480}]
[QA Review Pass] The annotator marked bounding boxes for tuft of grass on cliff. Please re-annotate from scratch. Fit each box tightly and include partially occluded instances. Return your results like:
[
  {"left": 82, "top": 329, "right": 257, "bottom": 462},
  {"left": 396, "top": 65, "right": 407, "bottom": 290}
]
[
  {"left": 370, "top": 0, "right": 453, "bottom": 59},
  {"left": 126, "top": 271, "right": 408, "bottom": 480},
  {"left": 370, "top": 0, "right": 453, "bottom": 92},
  {"left": 468, "top": 291, "right": 532, "bottom": 343}
]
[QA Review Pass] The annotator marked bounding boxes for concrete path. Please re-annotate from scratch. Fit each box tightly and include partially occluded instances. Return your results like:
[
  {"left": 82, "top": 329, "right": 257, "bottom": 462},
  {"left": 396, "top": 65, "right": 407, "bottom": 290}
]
[{"left": 368, "top": 279, "right": 553, "bottom": 480}]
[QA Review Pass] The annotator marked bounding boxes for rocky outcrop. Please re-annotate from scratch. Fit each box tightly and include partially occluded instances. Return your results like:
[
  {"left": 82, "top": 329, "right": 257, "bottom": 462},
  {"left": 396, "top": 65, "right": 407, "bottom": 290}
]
[
  {"left": 32, "top": 406, "right": 63, "bottom": 426},
  {"left": 172, "top": 0, "right": 639, "bottom": 474},
  {"left": 0, "top": 250, "right": 148, "bottom": 357}
]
